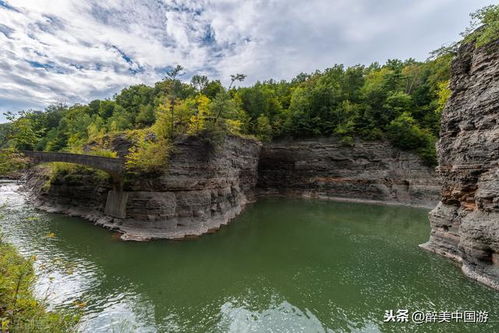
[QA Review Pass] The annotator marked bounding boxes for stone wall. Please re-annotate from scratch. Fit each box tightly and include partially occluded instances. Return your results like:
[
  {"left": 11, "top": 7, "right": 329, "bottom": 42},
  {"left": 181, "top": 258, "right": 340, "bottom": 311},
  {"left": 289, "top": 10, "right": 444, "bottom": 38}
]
[
  {"left": 420, "top": 40, "right": 499, "bottom": 290},
  {"left": 258, "top": 138, "right": 440, "bottom": 208}
]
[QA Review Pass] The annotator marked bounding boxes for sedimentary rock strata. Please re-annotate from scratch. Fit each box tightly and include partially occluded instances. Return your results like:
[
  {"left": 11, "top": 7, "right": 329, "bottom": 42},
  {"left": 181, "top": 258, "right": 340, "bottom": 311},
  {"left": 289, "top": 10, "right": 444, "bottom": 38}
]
[
  {"left": 421, "top": 40, "right": 499, "bottom": 290},
  {"left": 26, "top": 135, "right": 440, "bottom": 241},
  {"left": 258, "top": 138, "right": 439, "bottom": 208},
  {"left": 26, "top": 135, "right": 261, "bottom": 240}
]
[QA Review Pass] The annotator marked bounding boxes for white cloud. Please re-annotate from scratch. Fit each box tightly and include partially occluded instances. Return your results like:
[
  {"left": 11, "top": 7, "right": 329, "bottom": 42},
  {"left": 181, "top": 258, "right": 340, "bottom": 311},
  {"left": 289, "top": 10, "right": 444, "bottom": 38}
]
[{"left": 0, "top": 0, "right": 494, "bottom": 120}]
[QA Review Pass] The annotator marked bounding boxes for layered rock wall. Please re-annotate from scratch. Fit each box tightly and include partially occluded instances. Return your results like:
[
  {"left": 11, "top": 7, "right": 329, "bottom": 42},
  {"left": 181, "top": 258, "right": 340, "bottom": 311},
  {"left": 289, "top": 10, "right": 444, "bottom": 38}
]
[
  {"left": 27, "top": 135, "right": 261, "bottom": 240},
  {"left": 421, "top": 40, "right": 499, "bottom": 289},
  {"left": 258, "top": 138, "right": 439, "bottom": 208},
  {"left": 26, "top": 135, "right": 441, "bottom": 241}
]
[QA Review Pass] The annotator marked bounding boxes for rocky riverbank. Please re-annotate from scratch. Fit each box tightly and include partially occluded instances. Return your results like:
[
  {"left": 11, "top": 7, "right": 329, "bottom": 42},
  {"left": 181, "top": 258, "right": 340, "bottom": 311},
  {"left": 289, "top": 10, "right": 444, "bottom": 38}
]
[
  {"left": 420, "top": 39, "right": 499, "bottom": 290},
  {"left": 258, "top": 138, "right": 439, "bottom": 208},
  {"left": 24, "top": 133, "right": 439, "bottom": 241},
  {"left": 25, "top": 134, "right": 261, "bottom": 241}
]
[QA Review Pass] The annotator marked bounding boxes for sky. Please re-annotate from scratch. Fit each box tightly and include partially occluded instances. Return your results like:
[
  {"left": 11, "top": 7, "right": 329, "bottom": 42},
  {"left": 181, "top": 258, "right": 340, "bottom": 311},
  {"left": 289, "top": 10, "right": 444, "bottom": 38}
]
[{"left": 0, "top": 0, "right": 494, "bottom": 121}]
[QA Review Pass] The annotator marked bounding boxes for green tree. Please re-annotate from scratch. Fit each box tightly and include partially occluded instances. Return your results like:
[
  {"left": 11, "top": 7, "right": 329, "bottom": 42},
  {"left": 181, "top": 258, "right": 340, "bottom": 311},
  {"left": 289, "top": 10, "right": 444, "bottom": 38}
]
[
  {"left": 386, "top": 112, "right": 432, "bottom": 150},
  {"left": 191, "top": 75, "right": 209, "bottom": 92},
  {"left": 8, "top": 117, "right": 39, "bottom": 150},
  {"left": 463, "top": 5, "right": 499, "bottom": 47},
  {"left": 255, "top": 114, "right": 273, "bottom": 141}
]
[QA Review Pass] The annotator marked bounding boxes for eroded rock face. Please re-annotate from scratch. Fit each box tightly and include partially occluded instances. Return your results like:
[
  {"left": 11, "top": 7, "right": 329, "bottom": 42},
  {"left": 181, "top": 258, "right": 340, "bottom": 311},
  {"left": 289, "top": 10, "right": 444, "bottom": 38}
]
[
  {"left": 420, "top": 40, "right": 499, "bottom": 290},
  {"left": 26, "top": 133, "right": 440, "bottom": 241},
  {"left": 26, "top": 135, "right": 261, "bottom": 240},
  {"left": 258, "top": 138, "right": 440, "bottom": 208}
]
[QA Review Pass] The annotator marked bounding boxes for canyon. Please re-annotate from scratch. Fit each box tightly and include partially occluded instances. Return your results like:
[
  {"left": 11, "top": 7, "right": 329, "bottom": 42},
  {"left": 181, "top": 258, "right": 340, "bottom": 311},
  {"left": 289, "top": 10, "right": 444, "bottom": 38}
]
[
  {"left": 22, "top": 38, "right": 499, "bottom": 290},
  {"left": 25, "top": 134, "right": 439, "bottom": 241}
]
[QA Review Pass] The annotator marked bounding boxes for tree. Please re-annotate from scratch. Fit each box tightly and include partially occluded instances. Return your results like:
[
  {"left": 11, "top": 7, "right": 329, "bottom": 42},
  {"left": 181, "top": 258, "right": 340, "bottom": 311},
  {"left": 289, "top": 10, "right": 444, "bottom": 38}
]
[
  {"left": 228, "top": 74, "right": 246, "bottom": 89},
  {"left": 386, "top": 112, "right": 431, "bottom": 150},
  {"left": 191, "top": 75, "right": 209, "bottom": 92},
  {"left": 211, "top": 91, "right": 238, "bottom": 124},
  {"left": 383, "top": 91, "right": 413, "bottom": 123},
  {"left": 255, "top": 115, "right": 272, "bottom": 141},
  {"left": 187, "top": 95, "right": 212, "bottom": 135},
  {"left": 202, "top": 80, "right": 224, "bottom": 99},
  {"left": 136, "top": 104, "right": 155, "bottom": 127},
  {"left": 165, "top": 65, "right": 184, "bottom": 80},
  {"left": 164, "top": 65, "right": 185, "bottom": 137},
  {"left": 463, "top": 5, "right": 499, "bottom": 47},
  {"left": 8, "top": 118, "right": 39, "bottom": 150}
]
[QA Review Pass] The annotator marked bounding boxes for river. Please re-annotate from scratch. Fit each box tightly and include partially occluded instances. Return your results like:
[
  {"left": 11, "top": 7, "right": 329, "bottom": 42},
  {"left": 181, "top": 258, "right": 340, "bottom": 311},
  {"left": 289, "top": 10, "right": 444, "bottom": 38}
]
[{"left": 1, "top": 181, "right": 498, "bottom": 332}]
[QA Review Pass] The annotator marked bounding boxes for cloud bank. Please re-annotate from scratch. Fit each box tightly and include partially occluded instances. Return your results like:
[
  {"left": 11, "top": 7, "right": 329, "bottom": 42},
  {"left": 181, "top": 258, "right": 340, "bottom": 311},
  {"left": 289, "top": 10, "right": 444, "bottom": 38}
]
[{"left": 0, "top": 0, "right": 494, "bottom": 120}]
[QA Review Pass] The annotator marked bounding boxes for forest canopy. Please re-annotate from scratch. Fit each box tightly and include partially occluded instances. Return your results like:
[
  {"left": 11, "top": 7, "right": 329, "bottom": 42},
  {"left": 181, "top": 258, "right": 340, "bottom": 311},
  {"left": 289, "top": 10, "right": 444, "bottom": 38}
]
[
  {"left": 2, "top": 5, "right": 497, "bottom": 172},
  {"left": 1, "top": 55, "right": 451, "bottom": 168}
]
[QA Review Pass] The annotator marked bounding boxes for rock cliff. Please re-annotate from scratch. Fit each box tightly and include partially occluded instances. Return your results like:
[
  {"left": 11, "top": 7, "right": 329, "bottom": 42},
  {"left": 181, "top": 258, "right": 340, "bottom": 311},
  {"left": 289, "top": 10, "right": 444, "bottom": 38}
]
[
  {"left": 25, "top": 135, "right": 440, "bottom": 241},
  {"left": 258, "top": 138, "right": 439, "bottom": 208},
  {"left": 26, "top": 135, "right": 261, "bottom": 240},
  {"left": 420, "top": 40, "right": 499, "bottom": 290}
]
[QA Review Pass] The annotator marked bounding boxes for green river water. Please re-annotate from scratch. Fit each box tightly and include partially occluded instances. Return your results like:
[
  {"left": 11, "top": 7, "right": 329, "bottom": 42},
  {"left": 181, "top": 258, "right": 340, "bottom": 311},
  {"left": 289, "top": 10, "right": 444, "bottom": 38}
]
[{"left": 1, "top": 181, "right": 498, "bottom": 332}]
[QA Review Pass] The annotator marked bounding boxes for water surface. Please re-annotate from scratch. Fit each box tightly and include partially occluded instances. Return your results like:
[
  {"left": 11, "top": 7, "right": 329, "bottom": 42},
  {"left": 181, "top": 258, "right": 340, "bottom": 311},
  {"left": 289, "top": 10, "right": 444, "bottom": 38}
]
[{"left": 1, "top": 181, "right": 498, "bottom": 332}]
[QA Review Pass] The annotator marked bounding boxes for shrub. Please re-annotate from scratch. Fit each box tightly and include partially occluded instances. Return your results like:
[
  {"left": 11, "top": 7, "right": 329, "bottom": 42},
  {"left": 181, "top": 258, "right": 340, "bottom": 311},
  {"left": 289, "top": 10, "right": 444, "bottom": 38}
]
[
  {"left": 386, "top": 112, "right": 429, "bottom": 150},
  {"left": 125, "top": 131, "right": 170, "bottom": 174},
  {"left": 387, "top": 112, "right": 437, "bottom": 166},
  {"left": 44, "top": 162, "right": 110, "bottom": 190},
  {"left": 0, "top": 149, "right": 28, "bottom": 177},
  {"left": 464, "top": 5, "right": 499, "bottom": 47},
  {"left": 0, "top": 235, "right": 79, "bottom": 332}
]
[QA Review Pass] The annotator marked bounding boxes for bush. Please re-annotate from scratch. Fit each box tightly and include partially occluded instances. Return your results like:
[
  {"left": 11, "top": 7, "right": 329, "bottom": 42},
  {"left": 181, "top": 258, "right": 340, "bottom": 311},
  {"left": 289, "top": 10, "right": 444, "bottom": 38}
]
[
  {"left": 0, "top": 236, "right": 79, "bottom": 332},
  {"left": 125, "top": 131, "right": 170, "bottom": 174},
  {"left": 464, "top": 5, "right": 499, "bottom": 47},
  {"left": 387, "top": 112, "right": 437, "bottom": 166},
  {"left": 387, "top": 113, "right": 429, "bottom": 150},
  {"left": 0, "top": 149, "right": 28, "bottom": 177},
  {"left": 43, "top": 162, "right": 110, "bottom": 191}
]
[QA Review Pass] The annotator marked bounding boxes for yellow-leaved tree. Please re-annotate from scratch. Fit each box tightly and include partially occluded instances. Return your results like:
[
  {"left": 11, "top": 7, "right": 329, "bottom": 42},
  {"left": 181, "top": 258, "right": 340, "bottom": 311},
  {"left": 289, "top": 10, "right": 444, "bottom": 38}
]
[
  {"left": 126, "top": 98, "right": 172, "bottom": 173},
  {"left": 187, "top": 95, "right": 211, "bottom": 135}
]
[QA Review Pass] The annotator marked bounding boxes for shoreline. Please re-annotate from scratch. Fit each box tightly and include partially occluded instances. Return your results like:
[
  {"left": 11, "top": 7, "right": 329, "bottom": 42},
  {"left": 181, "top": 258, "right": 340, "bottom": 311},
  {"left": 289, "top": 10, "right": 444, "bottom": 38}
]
[
  {"left": 17, "top": 181, "right": 437, "bottom": 242},
  {"left": 256, "top": 191, "right": 437, "bottom": 210},
  {"left": 24, "top": 189, "right": 253, "bottom": 242},
  {"left": 419, "top": 241, "right": 499, "bottom": 291}
]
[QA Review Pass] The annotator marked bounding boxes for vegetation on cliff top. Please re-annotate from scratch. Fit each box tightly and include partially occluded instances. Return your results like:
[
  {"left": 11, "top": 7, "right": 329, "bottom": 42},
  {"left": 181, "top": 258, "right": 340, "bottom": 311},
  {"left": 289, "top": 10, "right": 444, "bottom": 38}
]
[
  {"left": 1, "top": 54, "right": 450, "bottom": 170},
  {"left": 0, "top": 235, "right": 79, "bottom": 332},
  {"left": 463, "top": 4, "right": 499, "bottom": 47},
  {"left": 1, "top": 5, "right": 497, "bottom": 173}
]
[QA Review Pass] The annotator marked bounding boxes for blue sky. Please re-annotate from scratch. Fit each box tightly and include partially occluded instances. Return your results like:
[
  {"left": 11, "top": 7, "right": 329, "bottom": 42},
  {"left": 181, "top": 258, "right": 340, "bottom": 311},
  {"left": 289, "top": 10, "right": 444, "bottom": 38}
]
[{"left": 0, "top": 0, "right": 494, "bottom": 122}]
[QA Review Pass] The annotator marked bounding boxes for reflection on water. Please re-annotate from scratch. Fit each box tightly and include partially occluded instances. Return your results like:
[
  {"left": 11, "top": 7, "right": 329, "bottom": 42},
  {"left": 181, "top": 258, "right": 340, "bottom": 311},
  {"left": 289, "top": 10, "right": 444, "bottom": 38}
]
[{"left": 1, "top": 181, "right": 498, "bottom": 332}]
